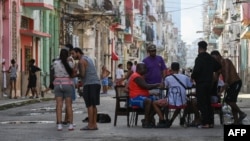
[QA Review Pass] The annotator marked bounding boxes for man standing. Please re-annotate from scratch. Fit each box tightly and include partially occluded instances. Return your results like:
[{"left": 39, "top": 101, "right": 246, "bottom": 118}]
[
  {"left": 100, "top": 65, "right": 110, "bottom": 94},
  {"left": 211, "top": 50, "right": 247, "bottom": 125},
  {"left": 142, "top": 43, "right": 167, "bottom": 97},
  {"left": 191, "top": 41, "right": 221, "bottom": 128},
  {"left": 25, "top": 59, "right": 41, "bottom": 98},
  {"left": 71, "top": 47, "right": 101, "bottom": 130}
]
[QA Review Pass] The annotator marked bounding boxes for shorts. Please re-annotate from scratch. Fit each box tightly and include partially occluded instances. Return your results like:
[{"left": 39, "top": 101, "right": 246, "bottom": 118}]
[
  {"left": 102, "top": 77, "right": 109, "bottom": 86},
  {"left": 54, "top": 84, "right": 74, "bottom": 98},
  {"left": 83, "top": 84, "right": 101, "bottom": 107},
  {"left": 10, "top": 77, "right": 17, "bottom": 81},
  {"left": 129, "top": 95, "right": 155, "bottom": 108},
  {"left": 28, "top": 76, "right": 37, "bottom": 88},
  {"left": 225, "top": 80, "right": 242, "bottom": 103}
]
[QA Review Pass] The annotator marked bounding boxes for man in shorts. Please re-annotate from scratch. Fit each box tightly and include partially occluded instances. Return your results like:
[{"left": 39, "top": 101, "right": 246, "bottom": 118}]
[
  {"left": 211, "top": 50, "right": 247, "bottom": 125},
  {"left": 71, "top": 47, "right": 101, "bottom": 130}
]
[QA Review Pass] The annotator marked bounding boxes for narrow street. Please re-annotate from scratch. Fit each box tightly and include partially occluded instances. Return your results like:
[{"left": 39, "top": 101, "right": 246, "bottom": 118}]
[{"left": 1, "top": 89, "right": 249, "bottom": 141}]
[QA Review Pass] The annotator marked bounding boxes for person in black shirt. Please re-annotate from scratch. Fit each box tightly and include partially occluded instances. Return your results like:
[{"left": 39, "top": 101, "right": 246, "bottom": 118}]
[
  {"left": 25, "top": 59, "right": 41, "bottom": 98},
  {"left": 191, "top": 41, "right": 221, "bottom": 128}
]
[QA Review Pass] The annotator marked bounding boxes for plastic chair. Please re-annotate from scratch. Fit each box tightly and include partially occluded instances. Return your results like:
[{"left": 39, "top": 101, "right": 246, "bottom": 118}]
[{"left": 165, "top": 86, "right": 187, "bottom": 127}]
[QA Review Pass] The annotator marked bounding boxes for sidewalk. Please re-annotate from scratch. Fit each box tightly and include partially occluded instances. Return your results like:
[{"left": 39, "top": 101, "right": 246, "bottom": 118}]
[
  {"left": 0, "top": 93, "right": 55, "bottom": 110},
  {"left": 0, "top": 90, "right": 250, "bottom": 113}
]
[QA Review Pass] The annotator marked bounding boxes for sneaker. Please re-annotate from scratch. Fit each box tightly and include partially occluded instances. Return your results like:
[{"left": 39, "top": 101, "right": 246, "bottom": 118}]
[
  {"left": 3, "top": 94, "right": 8, "bottom": 97},
  {"left": 239, "top": 113, "right": 247, "bottom": 123},
  {"left": 57, "top": 124, "right": 63, "bottom": 131},
  {"left": 156, "top": 120, "right": 167, "bottom": 128},
  {"left": 142, "top": 121, "right": 154, "bottom": 128},
  {"left": 68, "top": 124, "right": 74, "bottom": 131}
]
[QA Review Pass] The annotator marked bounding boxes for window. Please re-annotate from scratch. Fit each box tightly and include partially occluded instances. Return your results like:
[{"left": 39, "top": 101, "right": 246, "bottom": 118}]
[
  {"left": 21, "top": 16, "right": 30, "bottom": 29},
  {"left": 24, "top": 47, "right": 32, "bottom": 72}
]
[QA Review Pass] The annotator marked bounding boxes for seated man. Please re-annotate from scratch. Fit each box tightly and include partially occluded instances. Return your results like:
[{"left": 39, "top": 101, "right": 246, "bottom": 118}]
[
  {"left": 153, "top": 62, "right": 193, "bottom": 128},
  {"left": 128, "top": 63, "right": 162, "bottom": 128}
]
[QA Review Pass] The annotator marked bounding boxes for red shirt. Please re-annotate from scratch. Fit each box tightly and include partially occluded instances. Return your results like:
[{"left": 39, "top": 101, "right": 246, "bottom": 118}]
[{"left": 128, "top": 72, "right": 149, "bottom": 98}]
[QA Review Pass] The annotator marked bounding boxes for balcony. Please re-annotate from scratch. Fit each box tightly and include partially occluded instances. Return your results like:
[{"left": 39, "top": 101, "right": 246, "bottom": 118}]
[
  {"left": 212, "top": 17, "right": 224, "bottom": 36},
  {"left": 64, "top": 0, "right": 85, "bottom": 9},
  {"left": 22, "top": 0, "right": 54, "bottom": 10},
  {"left": 146, "top": 1, "right": 158, "bottom": 22},
  {"left": 133, "top": 25, "right": 142, "bottom": 40}
]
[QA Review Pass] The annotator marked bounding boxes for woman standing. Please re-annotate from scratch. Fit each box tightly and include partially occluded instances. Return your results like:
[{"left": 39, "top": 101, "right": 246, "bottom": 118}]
[
  {"left": 8, "top": 59, "right": 18, "bottom": 99},
  {"left": 53, "top": 49, "right": 75, "bottom": 131}
]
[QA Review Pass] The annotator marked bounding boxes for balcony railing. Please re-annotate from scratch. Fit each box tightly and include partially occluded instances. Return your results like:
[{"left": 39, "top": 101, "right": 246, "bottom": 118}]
[
  {"left": 146, "top": 1, "right": 158, "bottom": 22},
  {"left": 64, "top": 0, "right": 84, "bottom": 9},
  {"left": 22, "top": 0, "right": 54, "bottom": 10}
]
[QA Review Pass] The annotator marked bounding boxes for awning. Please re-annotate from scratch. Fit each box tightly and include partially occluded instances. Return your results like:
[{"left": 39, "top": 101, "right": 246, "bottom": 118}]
[
  {"left": 110, "top": 23, "right": 125, "bottom": 32},
  {"left": 240, "top": 27, "right": 250, "bottom": 39},
  {"left": 20, "top": 29, "right": 51, "bottom": 38},
  {"left": 111, "top": 51, "right": 119, "bottom": 61}
]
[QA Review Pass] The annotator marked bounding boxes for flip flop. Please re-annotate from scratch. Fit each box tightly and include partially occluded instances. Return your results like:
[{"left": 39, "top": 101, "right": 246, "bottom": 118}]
[
  {"left": 197, "top": 124, "right": 210, "bottom": 129},
  {"left": 80, "top": 126, "right": 98, "bottom": 131}
]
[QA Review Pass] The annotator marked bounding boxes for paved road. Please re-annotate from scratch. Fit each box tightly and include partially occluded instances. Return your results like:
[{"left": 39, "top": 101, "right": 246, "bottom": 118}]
[{"left": 0, "top": 89, "right": 249, "bottom": 141}]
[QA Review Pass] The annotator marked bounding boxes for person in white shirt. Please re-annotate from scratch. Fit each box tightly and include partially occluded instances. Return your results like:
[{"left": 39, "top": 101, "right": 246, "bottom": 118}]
[
  {"left": 152, "top": 62, "right": 193, "bottom": 128},
  {"left": 115, "top": 63, "right": 124, "bottom": 86}
]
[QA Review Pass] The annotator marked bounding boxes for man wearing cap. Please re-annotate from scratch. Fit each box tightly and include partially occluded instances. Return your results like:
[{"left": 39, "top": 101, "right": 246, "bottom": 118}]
[
  {"left": 2, "top": 59, "right": 7, "bottom": 97},
  {"left": 142, "top": 43, "right": 167, "bottom": 97}
]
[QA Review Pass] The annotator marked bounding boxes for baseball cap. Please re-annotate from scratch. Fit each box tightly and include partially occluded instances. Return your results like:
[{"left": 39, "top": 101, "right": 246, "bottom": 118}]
[{"left": 147, "top": 44, "right": 156, "bottom": 51}]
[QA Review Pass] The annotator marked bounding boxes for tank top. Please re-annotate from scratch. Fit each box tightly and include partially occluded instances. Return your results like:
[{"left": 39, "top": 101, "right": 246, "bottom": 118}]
[
  {"left": 81, "top": 56, "right": 100, "bottom": 85},
  {"left": 9, "top": 65, "right": 17, "bottom": 78},
  {"left": 128, "top": 72, "right": 149, "bottom": 98}
]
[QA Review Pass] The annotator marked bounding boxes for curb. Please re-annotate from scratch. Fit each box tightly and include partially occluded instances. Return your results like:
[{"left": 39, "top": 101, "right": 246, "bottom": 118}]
[{"left": 0, "top": 97, "right": 54, "bottom": 111}]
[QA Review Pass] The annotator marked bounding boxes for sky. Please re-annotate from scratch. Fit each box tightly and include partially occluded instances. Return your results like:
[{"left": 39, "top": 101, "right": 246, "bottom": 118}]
[{"left": 181, "top": 0, "right": 203, "bottom": 44}]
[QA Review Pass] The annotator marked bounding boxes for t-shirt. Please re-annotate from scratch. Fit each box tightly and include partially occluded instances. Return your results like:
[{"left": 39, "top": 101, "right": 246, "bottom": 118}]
[
  {"left": 53, "top": 60, "right": 73, "bottom": 78},
  {"left": 165, "top": 74, "right": 193, "bottom": 106},
  {"left": 116, "top": 68, "right": 124, "bottom": 79},
  {"left": 142, "top": 55, "right": 167, "bottom": 84}
]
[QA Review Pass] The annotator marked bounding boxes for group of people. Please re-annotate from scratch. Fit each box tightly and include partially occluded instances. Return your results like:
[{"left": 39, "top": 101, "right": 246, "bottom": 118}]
[
  {"left": 52, "top": 45, "right": 101, "bottom": 131},
  {"left": 116, "top": 41, "right": 246, "bottom": 129},
  {"left": 1, "top": 57, "right": 42, "bottom": 99},
  {"left": 1, "top": 40, "right": 247, "bottom": 130}
]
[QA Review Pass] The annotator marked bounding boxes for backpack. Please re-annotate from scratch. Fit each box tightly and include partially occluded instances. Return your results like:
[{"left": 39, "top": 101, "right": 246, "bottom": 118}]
[{"left": 82, "top": 112, "right": 111, "bottom": 123}]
